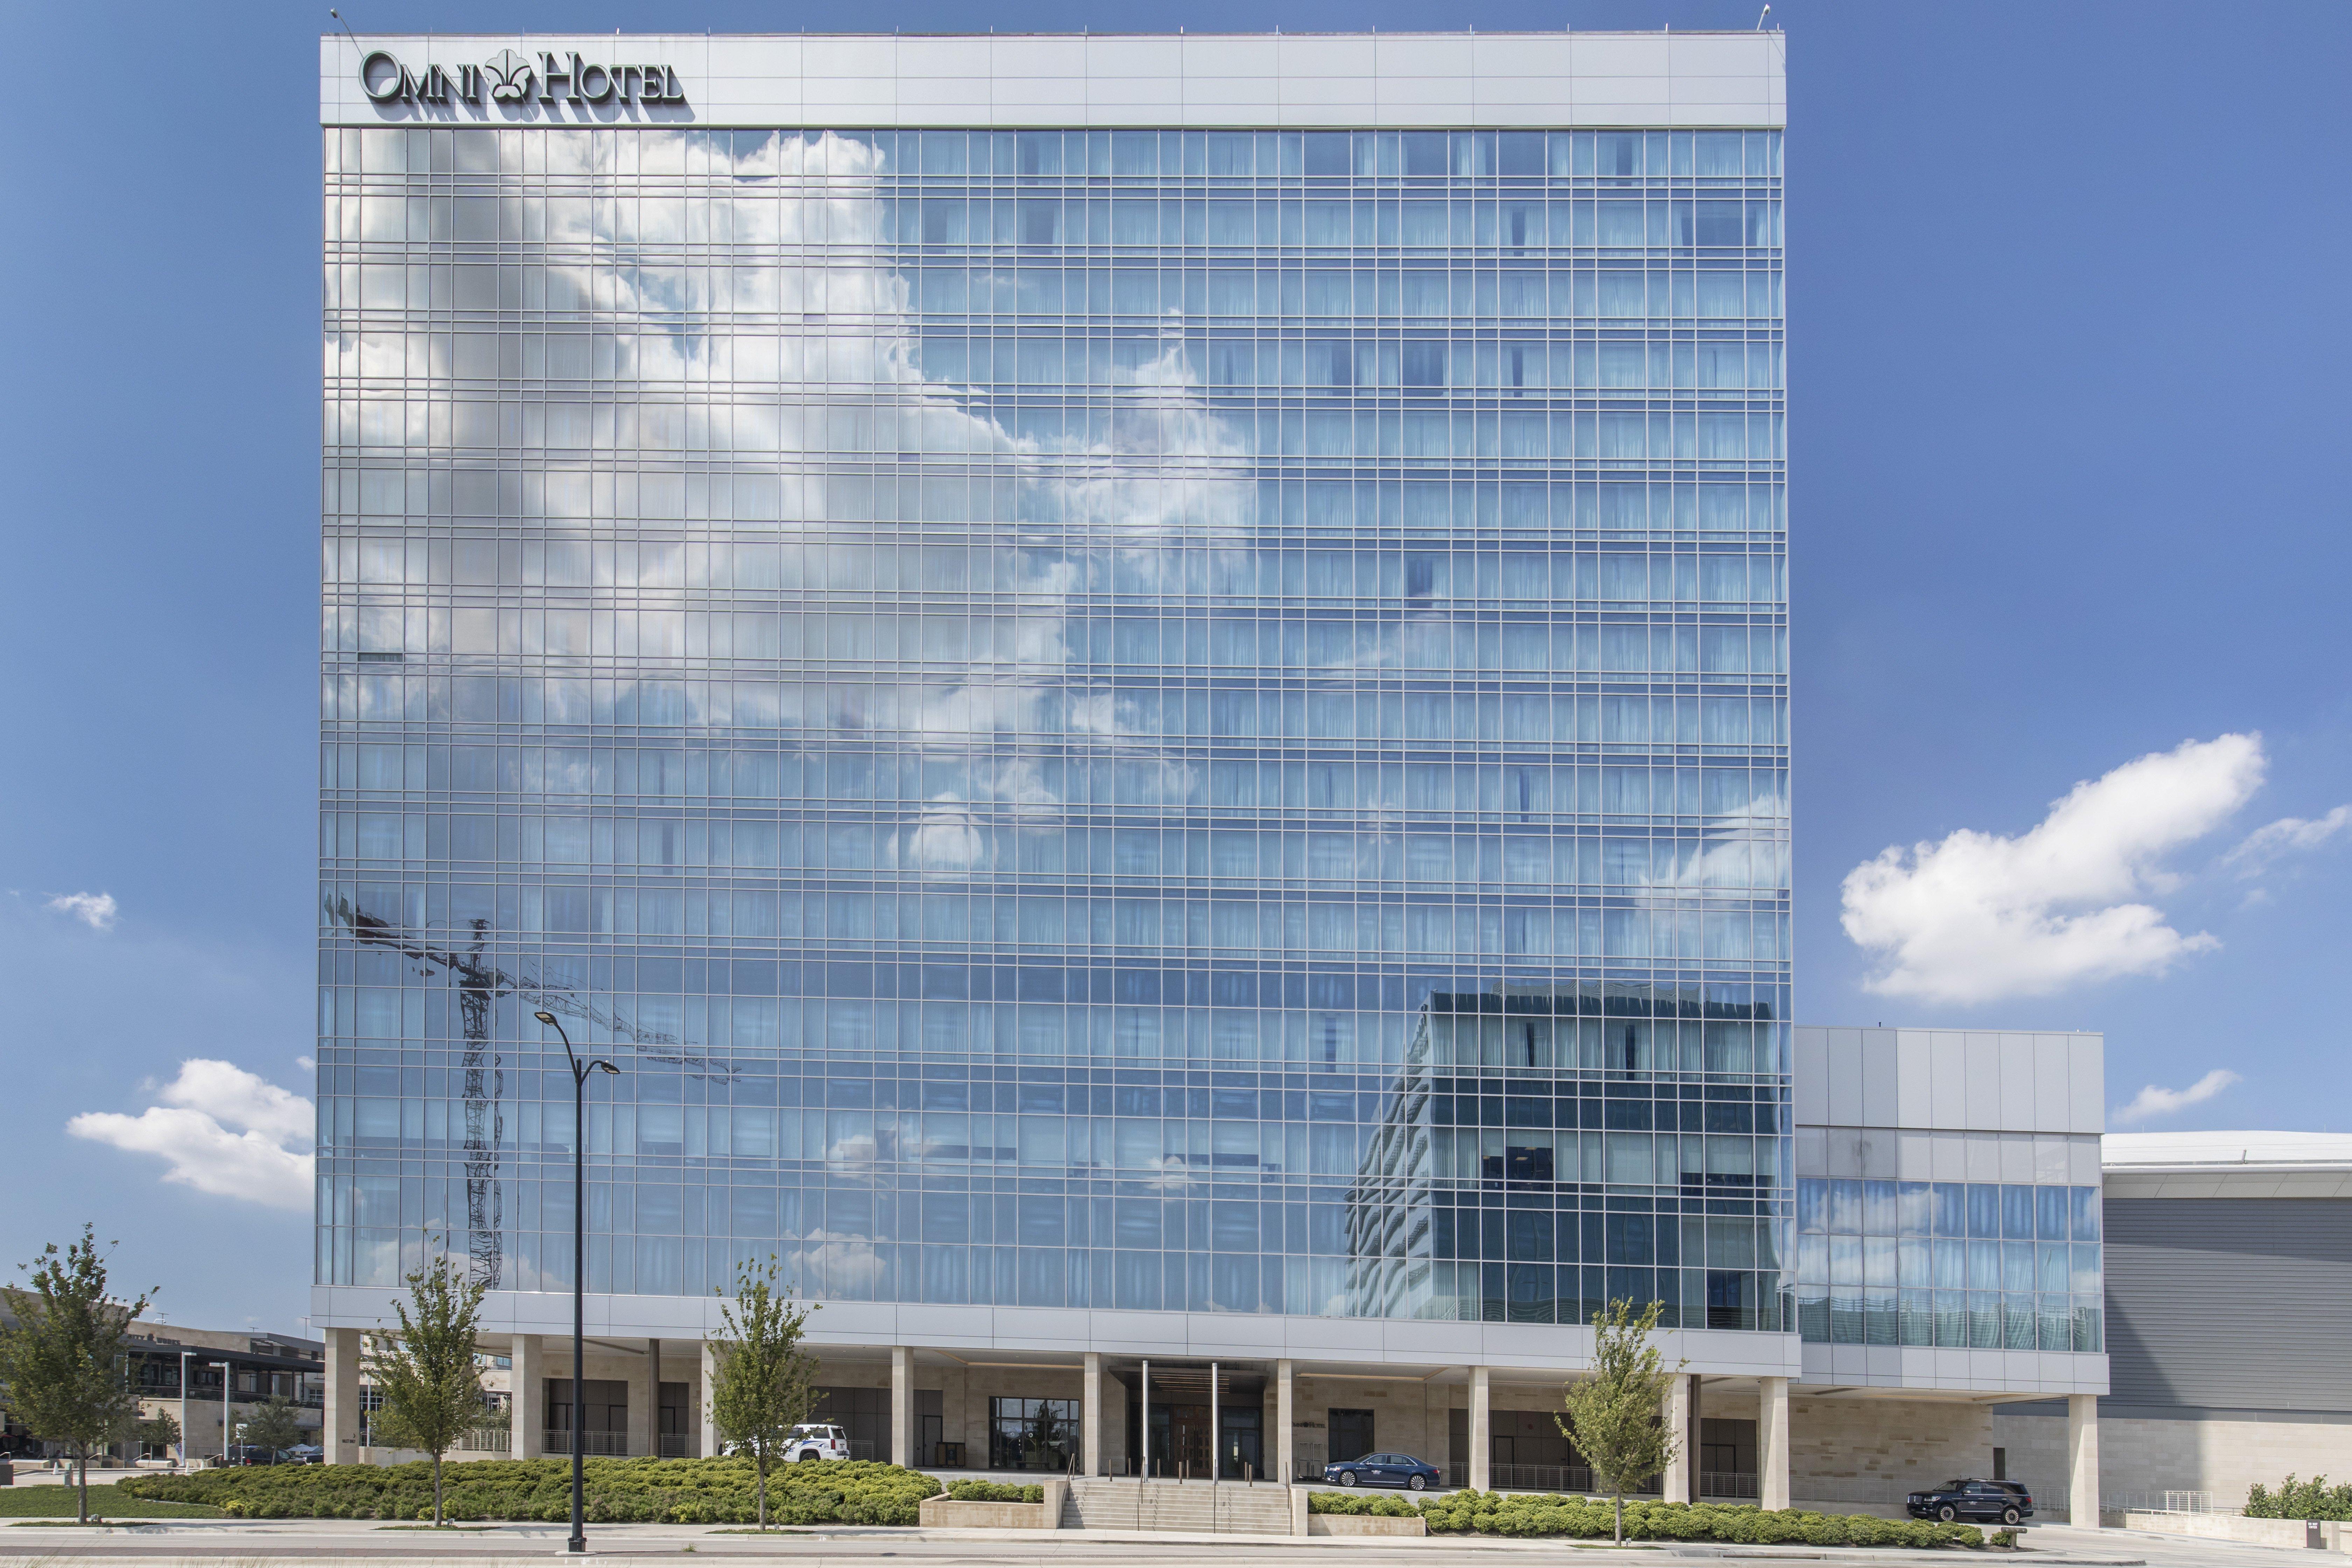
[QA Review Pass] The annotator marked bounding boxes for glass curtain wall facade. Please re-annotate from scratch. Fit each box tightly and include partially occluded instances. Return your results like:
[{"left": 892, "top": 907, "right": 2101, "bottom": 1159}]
[
  {"left": 318, "top": 115, "right": 1791, "bottom": 1326},
  {"left": 1791, "top": 1178, "right": 2104, "bottom": 1351}
]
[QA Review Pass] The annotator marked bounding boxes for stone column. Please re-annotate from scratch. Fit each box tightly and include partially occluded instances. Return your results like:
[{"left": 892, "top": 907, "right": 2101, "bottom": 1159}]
[
  {"left": 890, "top": 1346, "right": 913, "bottom": 1468},
  {"left": 1758, "top": 1378, "right": 1790, "bottom": 1512},
  {"left": 1082, "top": 1352, "right": 1103, "bottom": 1476},
  {"left": 510, "top": 1335, "right": 543, "bottom": 1459},
  {"left": 1661, "top": 1373, "right": 1694, "bottom": 1503},
  {"left": 699, "top": 1340, "right": 722, "bottom": 1459},
  {"left": 624, "top": 1344, "right": 654, "bottom": 1458},
  {"left": 943, "top": 1364, "right": 971, "bottom": 1469},
  {"left": 2067, "top": 1394, "right": 2100, "bottom": 1528},
  {"left": 1276, "top": 1358, "right": 1295, "bottom": 1484},
  {"left": 324, "top": 1327, "right": 362, "bottom": 1464},
  {"left": 1468, "top": 1366, "right": 1491, "bottom": 1493},
  {"left": 648, "top": 1339, "right": 665, "bottom": 1457}
]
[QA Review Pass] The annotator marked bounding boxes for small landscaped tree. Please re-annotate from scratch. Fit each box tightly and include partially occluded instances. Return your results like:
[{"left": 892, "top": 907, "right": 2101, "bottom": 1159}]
[
  {"left": 0, "top": 1227, "right": 152, "bottom": 1524},
  {"left": 365, "top": 1244, "right": 495, "bottom": 1526},
  {"left": 239, "top": 1394, "right": 309, "bottom": 1455},
  {"left": 708, "top": 1256, "right": 820, "bottom": 1530},
  {"left": 129, "top": 1408, "right": 181, "bottom": 1462},
  {"left": 1558, "top": 1297, "right": 1685, "bottom": 1545}
]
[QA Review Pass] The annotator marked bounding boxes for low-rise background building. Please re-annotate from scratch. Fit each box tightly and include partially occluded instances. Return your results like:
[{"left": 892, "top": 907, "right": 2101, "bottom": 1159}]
[{"left": 1995, "top": 1130, "right": 2352, "bottom": 1514}]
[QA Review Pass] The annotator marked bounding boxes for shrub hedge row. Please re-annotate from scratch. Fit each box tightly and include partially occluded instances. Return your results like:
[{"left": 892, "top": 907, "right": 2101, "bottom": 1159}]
[
  {"left": 2247, "top": 1476, "right": 2352, "bottom": 1521},
  {"left": 117, "top": 1457, "right": 941, "bottom": 1525},
  {"left": 1311, "top": 1489, "right": 1984, "bottom": 1548},
  {"left": 1306, "top": 1490, "right": 1422, "bottom": 1517},
  {"left": 943, "top": 1480, "right": 1044, "bottom": 1503}
]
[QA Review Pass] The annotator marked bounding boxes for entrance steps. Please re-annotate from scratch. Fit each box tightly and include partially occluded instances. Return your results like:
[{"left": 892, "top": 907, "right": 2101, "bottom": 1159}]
[{"left": 1063, "top": 1476, "right": 1297, "bottom": 1535}]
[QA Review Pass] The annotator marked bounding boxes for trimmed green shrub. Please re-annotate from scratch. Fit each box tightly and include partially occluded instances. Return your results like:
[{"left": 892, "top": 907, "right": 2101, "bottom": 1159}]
[
  {"left": 116, "top": 1456, "right": 941, "bottom": 1525},
  {"left": 944, "top": 1480, "right": 1044, "bottom": 1503},
  {"left": 1306, "top": 1489, "right": 1419, "bottom": 1517},
  {"left": 2247, "top": 1475, "right": 2352, "bottom": 1521},
  {"left": 1407, "top": 1491, "right": 1981, "bottom": 1549}
]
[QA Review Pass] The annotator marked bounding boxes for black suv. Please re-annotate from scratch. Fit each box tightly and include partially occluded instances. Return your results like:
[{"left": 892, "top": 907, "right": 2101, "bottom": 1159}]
[{"left": 1906, "top": 1478, "right": 2033, "bottom": 1525}]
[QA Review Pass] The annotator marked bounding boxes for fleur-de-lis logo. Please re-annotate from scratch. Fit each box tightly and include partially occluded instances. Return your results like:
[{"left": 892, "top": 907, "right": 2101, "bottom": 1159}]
[{"left": 483, "top": 48, "right": 532, "bottom": 103}]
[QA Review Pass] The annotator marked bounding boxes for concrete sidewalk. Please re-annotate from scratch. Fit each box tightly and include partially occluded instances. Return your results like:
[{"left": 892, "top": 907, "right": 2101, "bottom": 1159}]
[{"left": 0, "top": 1516, "right": 2224, "bottom": 1566}]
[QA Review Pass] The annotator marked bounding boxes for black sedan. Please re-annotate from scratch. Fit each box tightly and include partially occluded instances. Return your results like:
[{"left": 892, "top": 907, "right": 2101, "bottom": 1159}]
[
  {"left": 1324, "top": 1452, "right": 1441, "bottom": 1491},
  {"left": 1905, "top": 1478, "right": 2033, "bottom": 1525}
]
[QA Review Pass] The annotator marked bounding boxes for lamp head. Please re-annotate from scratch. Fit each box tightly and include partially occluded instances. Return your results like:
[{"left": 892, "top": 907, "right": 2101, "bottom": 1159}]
[
  {"left": 595, "top": 1061, "right": 621, "bottom": 1076},
  {"left": 533, "top": 1010, "right": 558, "bottom": 1026}
]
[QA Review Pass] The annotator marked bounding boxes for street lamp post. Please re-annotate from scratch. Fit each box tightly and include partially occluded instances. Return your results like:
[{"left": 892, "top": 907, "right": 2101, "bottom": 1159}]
[
  {"left": 535, "top": 1009, "right": 618, "bottom": 1556},
  {"left": 211, "top": 1363, "right": 232, "bottom": 1465}
]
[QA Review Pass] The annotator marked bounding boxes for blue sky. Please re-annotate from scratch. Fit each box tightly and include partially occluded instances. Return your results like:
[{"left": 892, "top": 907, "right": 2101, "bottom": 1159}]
[{"left": 2, "top": 0, "right": 2345, "bottom": 1332}]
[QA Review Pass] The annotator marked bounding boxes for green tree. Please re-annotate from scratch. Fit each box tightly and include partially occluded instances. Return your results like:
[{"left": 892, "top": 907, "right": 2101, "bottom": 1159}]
[
  {"left": 239, "top": 1394, "right": 308, "bottom": 1455},
  {"left": 707, "top": 1256, "right": 820, "bottom": 1530},
  {"left": 0, "top": 1226, "right": 153, "bottom": 1524},
  {"left": 364, "top": 1245, "right": 494, "bottom": 1526},
  {"left": 1558, "top": 1297, "right": 1685, "bottom": 1545},
  {"left": 129, "top": 1408, "right": 181, "bottom": 1461}
]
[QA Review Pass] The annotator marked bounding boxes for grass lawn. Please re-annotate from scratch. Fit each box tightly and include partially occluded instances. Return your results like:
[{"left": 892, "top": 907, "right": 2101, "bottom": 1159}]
[{"left": 0, "top": 1483, "right": 225, "bottom": 1519}]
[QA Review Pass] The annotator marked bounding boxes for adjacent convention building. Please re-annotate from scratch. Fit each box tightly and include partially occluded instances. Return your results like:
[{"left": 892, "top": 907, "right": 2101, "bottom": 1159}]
[{"left": 1996, "top": 1131, "right": 2352, "bottom": 1513}]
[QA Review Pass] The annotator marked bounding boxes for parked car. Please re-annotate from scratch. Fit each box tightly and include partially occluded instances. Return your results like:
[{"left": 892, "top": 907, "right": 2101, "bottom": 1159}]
[
  {"left": 1323, "top": 1452, "right": 1441, "bottom": 1491},
  {"left": 285, "top": 1444, "right": 325, "bottom": 1465},
  {"left": 1905, "top": 1478, "right": 2033, "bottom": 1525},
  {"left": 784, "top": 1424, "right": 849, "bottom": 1462},
  {"left": 223, "top": 1445, "right": 288, "bottom": 1467}
]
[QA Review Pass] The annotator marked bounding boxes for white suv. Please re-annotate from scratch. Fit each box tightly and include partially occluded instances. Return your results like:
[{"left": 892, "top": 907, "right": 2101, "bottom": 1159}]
[{"left": 785, "top": 1423, "right": 849, "bottom": 1463}]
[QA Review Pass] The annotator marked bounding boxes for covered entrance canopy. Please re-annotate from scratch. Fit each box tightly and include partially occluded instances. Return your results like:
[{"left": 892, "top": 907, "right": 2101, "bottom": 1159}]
[{"left": 1110, "top": 1360, "right": 1267, "bottom": 1480}]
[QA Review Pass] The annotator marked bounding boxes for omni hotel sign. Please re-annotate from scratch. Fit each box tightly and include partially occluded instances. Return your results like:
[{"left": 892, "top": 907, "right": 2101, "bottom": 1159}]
[{"left": 359, "top": 47, "right": 685, "bottom": 107}]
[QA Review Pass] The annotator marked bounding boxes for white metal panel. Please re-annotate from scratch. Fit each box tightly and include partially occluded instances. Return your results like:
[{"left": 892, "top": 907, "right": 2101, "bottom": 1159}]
[
  {"left": 1793, "top": 1027, "right": 1829, "bottom": 1125},
  {"left": 2033, "top": 1136, "right": 2070, "bottom": 1183},
  {"left": 1860, "top": 1028, "right": 1899, "bottom": 1128},
  {"left": 1930, "top": 1131, "right": 1968, "bottom": 1182},
  {"left": 1895, "top": 1029, "right": 1932, "bottom": 1128},
  {"left": 1898, "top": 1131, "right": 1932, "bottom": 1180},
  {"left": 1996, "top": 1033, "right": 2035, "bottom": 1129},
  {"left": 2032, "top": 1035, "right": 2071, "bottom": 1133},
  {"left": 1826, "top": 1028, "right": 1865, "bottom": 1127},
  {"left": 1180, "top": 37, "right": 1282, "bottom": 76},
  {"left": 1925, "top": 1032, "right": 1966, "bottom": 1130},
  {"left": 1961, "top": 1034, "right": 2001, "bottom": 1131},
  {"left": 1997, "top": 1135, "right": 2035, "bottom": 1183},
  {"left": 2070, "top": 1035, "right": 2105, "bottom": 1133},
  {"left": 1964, "top": 1135, "right": 2001, "bottom": 1182}
]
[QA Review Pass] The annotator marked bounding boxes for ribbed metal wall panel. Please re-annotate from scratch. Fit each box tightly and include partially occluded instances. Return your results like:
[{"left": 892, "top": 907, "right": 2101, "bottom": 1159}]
[{"left": 2106, "top": 1198, "right": 2352, "bottom": 1412}]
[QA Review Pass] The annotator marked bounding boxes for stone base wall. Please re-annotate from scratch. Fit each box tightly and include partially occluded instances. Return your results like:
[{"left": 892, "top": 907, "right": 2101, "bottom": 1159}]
[
  {"left": 2122, "top": 1512, "right": 2350, "bottom": 1552},
  {"left": 918, "top": 1496, "right": 1057, "bottom": 1530},
  {"left": 1786, "top": 1396, "right": 1994, "bottom": 1506},
  {"left": 1309, "top": 1513, "right": 1428, "bottom": 1535},
  {"left": 1995, "top": 1405, "right": 2352, "bottom": 1507}
]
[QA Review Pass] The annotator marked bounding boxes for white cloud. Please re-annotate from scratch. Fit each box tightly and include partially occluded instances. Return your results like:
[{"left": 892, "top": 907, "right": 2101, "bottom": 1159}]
[
  {"left": 154, "top": 1058, "right": 315, "bottom": 1145},
  {"left": 2224, "top": 803, "right": 2352, "bottom": 876},
  {"left": 2112, "top": 1068, "right": 2242, "bottom": 1125},
  {"left": 68, "top": 1059, "right": 314, "bottom": 1211},
  {"left": 45, "top": 891, "right": 117, "bottom": 931},
  {"left": 1840, "top": 734, "right": 2266, "bottom": 1004}
]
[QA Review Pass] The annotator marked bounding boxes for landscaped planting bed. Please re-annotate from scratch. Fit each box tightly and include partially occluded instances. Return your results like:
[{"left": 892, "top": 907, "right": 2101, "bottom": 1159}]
[
  {"left": 118, "top": 1457, "right": 940, "bottom": 1525},
  {"left": 1309, "top": 1489, "right": 1986, "bottom": 1548}
]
